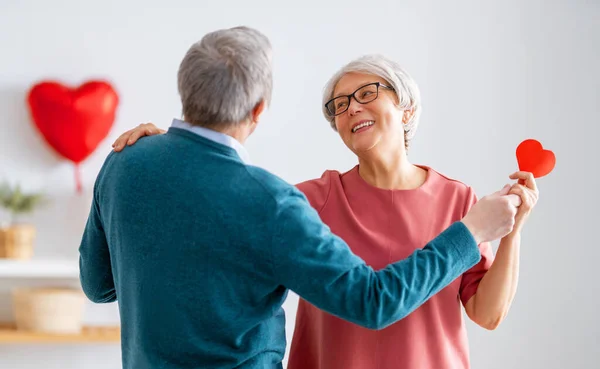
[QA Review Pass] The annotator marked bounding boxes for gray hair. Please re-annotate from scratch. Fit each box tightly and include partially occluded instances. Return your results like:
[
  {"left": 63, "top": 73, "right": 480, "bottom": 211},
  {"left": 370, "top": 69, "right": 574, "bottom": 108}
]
[
  {"left": 322, "top": 54, "right": 422, "bottom": 150},
  {"left": 177, "top": 26, "right": 273, "bottom": 128}
]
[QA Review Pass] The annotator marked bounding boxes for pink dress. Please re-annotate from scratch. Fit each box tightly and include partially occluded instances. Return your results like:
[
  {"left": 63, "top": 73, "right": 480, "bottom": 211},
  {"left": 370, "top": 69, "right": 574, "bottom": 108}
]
[{"left": 287, "top": 165, "right": 493, "bottom": 369}]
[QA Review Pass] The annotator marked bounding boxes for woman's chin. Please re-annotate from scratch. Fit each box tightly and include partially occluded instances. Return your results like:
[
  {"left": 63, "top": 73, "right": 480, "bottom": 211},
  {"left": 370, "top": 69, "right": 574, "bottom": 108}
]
[
  {"left": 341, "top": 132, "right": 383, "bottom": 156},
  {"left": 351, "top": 140, "right": 379, "bottom": 154}
]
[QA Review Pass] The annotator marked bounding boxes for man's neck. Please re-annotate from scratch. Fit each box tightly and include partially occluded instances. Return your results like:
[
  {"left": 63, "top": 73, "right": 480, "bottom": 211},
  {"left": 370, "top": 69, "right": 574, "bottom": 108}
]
[
  {"left": 219, "top": 125, "right": 251, "bottom": 145},
  {"left": 183, "top": 117, "right": 252, "bottom": 144}
]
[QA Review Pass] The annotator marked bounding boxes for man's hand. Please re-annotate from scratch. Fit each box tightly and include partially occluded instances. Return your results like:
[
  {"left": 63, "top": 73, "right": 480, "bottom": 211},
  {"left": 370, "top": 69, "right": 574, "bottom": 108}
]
[{"left": 462, "top": 184, "right": 522, "bottom": 244}]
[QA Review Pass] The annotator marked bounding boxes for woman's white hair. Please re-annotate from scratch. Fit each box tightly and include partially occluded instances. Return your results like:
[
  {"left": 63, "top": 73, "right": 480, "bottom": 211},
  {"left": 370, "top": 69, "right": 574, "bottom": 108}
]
[{"left": 322, "top": 54, "right": 422, "bottom": 150}]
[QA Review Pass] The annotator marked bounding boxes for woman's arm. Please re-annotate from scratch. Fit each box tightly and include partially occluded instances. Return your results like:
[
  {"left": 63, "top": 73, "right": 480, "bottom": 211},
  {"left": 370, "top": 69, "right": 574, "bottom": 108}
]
[
  {"left": 112, "top": 123, "right": 165, "bottom": 151},
  {"left": 465, "top": 171, "right": 538, "bottom": 330},
  {"left": 464, "top": 232, "right": 520, "bottom": 330}
]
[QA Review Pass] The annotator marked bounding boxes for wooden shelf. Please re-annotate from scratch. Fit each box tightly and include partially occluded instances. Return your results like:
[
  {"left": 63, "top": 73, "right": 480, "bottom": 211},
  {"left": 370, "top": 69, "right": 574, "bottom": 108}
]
[
  {"left": 0, "top": 259, "right": 79, "bottom": 279},
  {"left": 0, "top": 324, "right": 120, "bottom": 343}
]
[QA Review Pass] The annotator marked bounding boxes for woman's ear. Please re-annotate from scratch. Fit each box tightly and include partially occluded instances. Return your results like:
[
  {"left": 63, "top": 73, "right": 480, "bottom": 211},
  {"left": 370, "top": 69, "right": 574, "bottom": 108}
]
[{"left": 403, "top": 108, "right": 415, "bottom": 124}]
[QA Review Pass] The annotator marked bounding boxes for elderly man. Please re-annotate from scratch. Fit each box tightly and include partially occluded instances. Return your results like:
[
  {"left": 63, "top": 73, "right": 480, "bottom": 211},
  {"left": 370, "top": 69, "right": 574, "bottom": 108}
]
[{"left": 79, "top": 26, "right": 520, "bottom": 369}]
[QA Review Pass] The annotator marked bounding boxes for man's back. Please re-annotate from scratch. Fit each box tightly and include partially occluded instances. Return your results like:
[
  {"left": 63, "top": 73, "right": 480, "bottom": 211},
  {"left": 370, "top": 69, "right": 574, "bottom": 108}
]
[{"left": 84, "top": 128, "right": 293, "bottom": 368}]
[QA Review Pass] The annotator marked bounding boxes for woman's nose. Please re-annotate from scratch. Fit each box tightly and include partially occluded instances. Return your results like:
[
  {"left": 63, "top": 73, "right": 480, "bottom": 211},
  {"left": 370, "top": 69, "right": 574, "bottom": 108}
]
[{"left": 348, "top": 98, "right": 362, "bottom": 116}]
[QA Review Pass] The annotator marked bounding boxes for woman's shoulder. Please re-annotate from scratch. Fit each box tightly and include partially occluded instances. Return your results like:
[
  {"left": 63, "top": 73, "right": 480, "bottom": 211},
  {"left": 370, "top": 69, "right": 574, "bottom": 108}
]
[
  {"left": 425, "top": 166, "right": 478, "bottom": 215},
  {"left": 426, "top": 166, "right": 472, "bottom": 191},
  {"left": 295, "top": 168, "right": 349, "bottom": 213},
  {"left": 425, "top": 166, "right": 476, "bottom": 203}
]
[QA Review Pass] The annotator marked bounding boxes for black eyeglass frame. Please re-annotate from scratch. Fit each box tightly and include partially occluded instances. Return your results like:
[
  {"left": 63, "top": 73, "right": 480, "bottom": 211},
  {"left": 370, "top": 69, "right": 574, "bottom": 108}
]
[{"left": 324, "top": 82, "right": 395, "bottom": 117}]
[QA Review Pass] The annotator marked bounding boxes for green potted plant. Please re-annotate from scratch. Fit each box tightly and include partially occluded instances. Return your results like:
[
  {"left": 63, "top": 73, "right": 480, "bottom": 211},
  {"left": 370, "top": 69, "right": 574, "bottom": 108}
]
[{"left": 0, "top": 182, "right": 46, "bottom": 259}]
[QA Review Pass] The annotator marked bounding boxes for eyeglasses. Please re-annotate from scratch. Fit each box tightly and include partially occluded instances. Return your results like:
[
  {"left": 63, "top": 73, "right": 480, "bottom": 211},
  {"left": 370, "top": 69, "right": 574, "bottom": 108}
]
[{"left": 325, "top": 82, "right": 395, "bottom": 117}]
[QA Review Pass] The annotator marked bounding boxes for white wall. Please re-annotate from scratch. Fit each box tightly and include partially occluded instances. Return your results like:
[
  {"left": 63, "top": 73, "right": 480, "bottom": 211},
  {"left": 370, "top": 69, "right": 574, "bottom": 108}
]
[{"left": 1, "top": 0, "right": 598, "bottom": 368}]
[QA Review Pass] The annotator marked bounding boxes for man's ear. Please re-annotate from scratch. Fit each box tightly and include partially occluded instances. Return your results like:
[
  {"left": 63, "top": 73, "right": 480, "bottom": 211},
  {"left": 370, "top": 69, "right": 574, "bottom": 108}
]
[{"left": 251, "top": 99, "right": 267, "bottom": 124}]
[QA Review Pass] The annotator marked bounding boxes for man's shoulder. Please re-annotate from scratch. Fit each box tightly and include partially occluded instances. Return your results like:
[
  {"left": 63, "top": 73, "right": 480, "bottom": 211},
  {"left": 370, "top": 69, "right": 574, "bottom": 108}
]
[
  {"left": 243, "top": 165, "right": 305, "bottom": 201},
  {"left": 94, "top": 137, "right": 168, "bottom": 176}
]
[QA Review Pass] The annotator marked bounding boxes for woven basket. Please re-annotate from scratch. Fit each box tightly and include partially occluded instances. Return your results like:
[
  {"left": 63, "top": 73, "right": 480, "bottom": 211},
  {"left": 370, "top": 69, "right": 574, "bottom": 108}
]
[
  {"left": 12, "top": 288, "right": 86, "bottom": 334},
  {"left": 0, "top": 224, "right": 36, "bottom": 260}
]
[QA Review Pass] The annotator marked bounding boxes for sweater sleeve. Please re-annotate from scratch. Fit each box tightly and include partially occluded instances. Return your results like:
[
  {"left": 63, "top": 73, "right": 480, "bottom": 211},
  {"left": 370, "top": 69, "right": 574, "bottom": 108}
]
[
  {"left": 270, "top": 188, "right": 481, "bottom": 330},
  {"left": 78, "top": 155, "right": 117, "bottom": 304}
]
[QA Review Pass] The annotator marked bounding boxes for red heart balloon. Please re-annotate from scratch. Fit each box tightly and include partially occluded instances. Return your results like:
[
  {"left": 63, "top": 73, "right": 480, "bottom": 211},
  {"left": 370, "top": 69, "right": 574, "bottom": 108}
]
[
  {"left": 516, "top": 139, "right": 555, "bottom": 178},
  {"left": 27, "top": 80, "right": 119, "bottom": 164}
]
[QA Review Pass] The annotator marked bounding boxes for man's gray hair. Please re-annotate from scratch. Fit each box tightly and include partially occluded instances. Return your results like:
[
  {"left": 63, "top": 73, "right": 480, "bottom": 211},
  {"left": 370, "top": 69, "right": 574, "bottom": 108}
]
[
  {"left": 177, "top": 26, "right": 273, "bottom": 128},
  {"left": 322, "top": 54, "right": 422, "bottom": 150}
]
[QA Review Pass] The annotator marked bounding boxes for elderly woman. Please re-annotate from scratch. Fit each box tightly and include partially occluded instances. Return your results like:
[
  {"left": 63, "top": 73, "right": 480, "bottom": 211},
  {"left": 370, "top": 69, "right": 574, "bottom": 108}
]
[{"left": 113, "top": 54, "right": 538, "bottom": 369}]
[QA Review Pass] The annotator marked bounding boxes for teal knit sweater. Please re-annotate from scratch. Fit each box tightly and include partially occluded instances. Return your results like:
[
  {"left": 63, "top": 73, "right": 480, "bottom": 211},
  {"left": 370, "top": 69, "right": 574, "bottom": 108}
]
[{"left": 79, "top": 127, "right": 480, "bottom": 368}]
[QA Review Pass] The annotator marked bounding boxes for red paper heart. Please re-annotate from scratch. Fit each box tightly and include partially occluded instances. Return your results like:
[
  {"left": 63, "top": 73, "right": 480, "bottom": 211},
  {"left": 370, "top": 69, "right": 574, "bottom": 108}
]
[
  {"left": 516, "top": 139, "right": 555, "bottom": 178},
  {"left": 27, "top": 80, "right": 119, "bottom": 164}
]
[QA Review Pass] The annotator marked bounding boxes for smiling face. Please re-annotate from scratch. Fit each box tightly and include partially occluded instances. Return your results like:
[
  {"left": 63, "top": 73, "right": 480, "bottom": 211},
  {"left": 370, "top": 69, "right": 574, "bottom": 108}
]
[{"left": 332, "top": 72, "right": 408, "bottom": 157}]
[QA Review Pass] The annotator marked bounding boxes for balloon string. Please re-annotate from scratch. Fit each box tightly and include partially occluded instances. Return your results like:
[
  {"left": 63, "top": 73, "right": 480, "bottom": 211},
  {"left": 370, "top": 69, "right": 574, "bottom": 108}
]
[{"left": 75, "top": 164, "right": 82, "bottom": 194}]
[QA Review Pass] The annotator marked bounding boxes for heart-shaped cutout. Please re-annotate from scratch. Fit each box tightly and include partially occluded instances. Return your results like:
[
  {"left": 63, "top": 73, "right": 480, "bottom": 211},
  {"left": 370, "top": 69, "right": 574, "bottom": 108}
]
[{"left": 516, "top": 139, "right": 555, "bottom": 178}]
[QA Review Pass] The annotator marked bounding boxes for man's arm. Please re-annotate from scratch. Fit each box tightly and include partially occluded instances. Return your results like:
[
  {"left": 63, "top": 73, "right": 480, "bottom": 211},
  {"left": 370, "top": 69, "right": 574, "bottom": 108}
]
[
  {"left": 78, "top": 178, "right": 116, "bottom": 303},
  {"left": 270, "top": 189, "right": 482, "bottom": 330}
]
